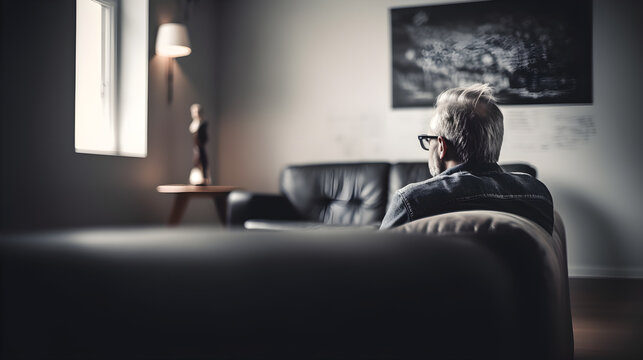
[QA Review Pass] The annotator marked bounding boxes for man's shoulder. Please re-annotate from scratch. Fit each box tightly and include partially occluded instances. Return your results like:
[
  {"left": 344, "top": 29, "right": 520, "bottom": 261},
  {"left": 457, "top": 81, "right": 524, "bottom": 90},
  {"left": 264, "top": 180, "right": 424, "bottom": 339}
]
[
  {"left": 396, "top": 175, "right": 452, "bottom": 202},
  {"left": 396, "top": 167, "right": 552, "bottom": 201},
  {"left": 398, "top": 176, "right": 436, "bottom": 194},
  {"left": 387, "top": 164, "right": 554, "bottom": 232},
  {"left": 397, "top": 168, "right": 481, "bottom": 193},
  {"left": 499, "top": 171, "right": 553, "bottom": 199}
]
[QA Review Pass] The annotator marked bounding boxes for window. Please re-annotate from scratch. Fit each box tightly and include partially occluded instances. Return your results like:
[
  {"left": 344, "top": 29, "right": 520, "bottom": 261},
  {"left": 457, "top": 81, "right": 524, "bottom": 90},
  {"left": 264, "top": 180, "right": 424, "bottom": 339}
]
[{"left": 75, "top": 0, "right": 148, "bottom": 157}]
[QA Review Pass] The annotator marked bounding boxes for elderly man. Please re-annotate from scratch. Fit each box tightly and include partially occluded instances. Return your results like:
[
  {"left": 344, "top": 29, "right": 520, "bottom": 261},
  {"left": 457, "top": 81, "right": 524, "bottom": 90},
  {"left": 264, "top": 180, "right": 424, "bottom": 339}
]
[{"left": 380, "top": 84, "right": 554, "bottom": 233}]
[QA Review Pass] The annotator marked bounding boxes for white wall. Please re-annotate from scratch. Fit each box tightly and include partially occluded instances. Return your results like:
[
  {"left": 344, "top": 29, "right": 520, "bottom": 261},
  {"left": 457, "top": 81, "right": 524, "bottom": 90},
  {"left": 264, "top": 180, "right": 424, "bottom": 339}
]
[{"left": 216, "top": 0, "right": 643, "bottom": 277}]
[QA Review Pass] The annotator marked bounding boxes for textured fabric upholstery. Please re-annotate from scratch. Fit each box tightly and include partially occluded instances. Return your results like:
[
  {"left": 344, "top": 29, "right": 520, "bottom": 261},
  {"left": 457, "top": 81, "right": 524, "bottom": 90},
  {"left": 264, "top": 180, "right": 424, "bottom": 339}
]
[
  {"left": 394, "top": 210, "right": 573, "bottom": 360},
  {"left": 280, "top": 163, "right": 390, "bottom": 225}
]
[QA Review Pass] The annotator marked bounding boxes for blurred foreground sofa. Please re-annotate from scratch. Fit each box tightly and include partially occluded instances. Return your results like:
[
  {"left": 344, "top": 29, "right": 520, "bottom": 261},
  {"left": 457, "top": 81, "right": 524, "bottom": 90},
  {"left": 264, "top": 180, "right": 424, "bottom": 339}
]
[
  {"left": 0, "top": 208, "right": 572, "bottom": 359},
  {"left": 227, "top": 161, "right": 537, "bottom": 230}
]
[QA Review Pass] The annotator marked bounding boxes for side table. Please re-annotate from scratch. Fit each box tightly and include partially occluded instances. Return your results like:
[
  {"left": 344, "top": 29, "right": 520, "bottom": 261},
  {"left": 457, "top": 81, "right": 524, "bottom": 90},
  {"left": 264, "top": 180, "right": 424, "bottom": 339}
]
[{"left": 157, "top": 185, "right": 240, "bottom": 225}]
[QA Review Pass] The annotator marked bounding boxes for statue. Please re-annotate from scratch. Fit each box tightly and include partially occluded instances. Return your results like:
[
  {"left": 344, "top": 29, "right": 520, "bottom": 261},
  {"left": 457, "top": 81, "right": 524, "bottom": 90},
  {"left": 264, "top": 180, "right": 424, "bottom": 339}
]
[{"left": 188, "top": 104, "right": 211, "bottom": 185}]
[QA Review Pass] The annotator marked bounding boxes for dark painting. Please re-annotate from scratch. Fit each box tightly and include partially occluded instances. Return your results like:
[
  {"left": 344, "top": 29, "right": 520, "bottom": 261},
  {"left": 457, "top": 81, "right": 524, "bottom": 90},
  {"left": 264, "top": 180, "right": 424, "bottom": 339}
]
[{"left": 391, "top": 0, "right": 592, "bottom": 107}]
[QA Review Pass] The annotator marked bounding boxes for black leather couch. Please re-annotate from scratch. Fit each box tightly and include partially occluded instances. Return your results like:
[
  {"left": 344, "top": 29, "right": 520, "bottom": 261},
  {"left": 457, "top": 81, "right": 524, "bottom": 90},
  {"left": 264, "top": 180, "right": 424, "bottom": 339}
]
[
  {"left": 0, "top": 209, "right": 573, "bottom": 360},
  {"left": 227, "top": 162, "right": 537, "bottom": 229}
]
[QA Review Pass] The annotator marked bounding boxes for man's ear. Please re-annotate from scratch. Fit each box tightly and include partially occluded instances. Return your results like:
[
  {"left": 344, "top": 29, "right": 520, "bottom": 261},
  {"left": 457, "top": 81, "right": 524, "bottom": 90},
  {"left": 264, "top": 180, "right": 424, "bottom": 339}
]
[{"left": 437, "top": 136, "right": 448, "bottom": 159}]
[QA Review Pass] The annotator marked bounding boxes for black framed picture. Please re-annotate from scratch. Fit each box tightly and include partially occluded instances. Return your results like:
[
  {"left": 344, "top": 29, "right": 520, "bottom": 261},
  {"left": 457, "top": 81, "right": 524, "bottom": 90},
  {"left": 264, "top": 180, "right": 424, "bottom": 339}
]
[{"left": 391, "top": 0, "right": 592, "bottom": 107}]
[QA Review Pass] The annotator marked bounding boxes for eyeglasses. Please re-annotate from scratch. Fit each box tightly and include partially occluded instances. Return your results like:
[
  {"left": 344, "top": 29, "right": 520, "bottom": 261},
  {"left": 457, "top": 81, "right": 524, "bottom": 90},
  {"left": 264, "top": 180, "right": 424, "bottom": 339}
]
[{"left": 418, "top": 134, "right": 438, "bottom": 151}]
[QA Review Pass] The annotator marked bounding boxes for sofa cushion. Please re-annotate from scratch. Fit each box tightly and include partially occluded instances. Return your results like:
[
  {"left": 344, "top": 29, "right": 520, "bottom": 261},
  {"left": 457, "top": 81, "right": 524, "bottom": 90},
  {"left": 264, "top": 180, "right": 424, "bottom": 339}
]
[
  {"left": 244, "top": 219, "right": 381, "bottom": 231},
  {"left": 280, "top": 163, "right": 390, "bottom": 225}
]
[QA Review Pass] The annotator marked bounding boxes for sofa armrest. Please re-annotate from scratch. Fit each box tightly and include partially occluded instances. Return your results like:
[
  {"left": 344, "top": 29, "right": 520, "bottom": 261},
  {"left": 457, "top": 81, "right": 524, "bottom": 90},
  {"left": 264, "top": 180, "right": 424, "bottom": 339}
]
[{"left": 226, "top": 190, "right": 302, "bottom": 227}]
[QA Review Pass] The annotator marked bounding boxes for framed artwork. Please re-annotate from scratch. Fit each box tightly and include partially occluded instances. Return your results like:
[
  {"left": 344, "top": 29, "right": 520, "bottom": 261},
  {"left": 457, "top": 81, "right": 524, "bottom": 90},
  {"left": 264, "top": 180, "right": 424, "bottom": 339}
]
[{"left": 391, "top": 0, "right": 592, "bottom": 107}]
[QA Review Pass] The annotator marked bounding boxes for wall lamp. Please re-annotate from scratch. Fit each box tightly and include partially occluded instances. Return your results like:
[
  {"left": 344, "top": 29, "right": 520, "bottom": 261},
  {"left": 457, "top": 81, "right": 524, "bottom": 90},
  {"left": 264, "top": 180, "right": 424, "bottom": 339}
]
[{"left": 156, "top": 23, "right": 191, "bottom": 103}]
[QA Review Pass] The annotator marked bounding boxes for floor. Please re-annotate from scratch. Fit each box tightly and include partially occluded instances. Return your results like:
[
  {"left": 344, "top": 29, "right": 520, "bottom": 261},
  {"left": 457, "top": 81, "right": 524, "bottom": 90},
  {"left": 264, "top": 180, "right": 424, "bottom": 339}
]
[{"left": 569, "top": 277, "right": 643, "bottom": 360}]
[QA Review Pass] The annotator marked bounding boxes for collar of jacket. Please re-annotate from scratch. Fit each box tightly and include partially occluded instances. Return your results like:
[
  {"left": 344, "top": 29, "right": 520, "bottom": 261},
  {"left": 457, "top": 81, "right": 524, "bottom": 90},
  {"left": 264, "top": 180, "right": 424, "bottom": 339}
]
[{"left": 440, "top": 162, "right": 504, "bottom": 176}]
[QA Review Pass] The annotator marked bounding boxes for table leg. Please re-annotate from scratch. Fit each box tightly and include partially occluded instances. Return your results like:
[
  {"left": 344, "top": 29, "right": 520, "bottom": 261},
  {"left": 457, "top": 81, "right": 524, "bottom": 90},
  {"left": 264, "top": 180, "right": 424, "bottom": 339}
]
[
  {"left": 168, "top": 193, "right": 190, "bottom": 225},
  {"left": 212, "top": 194, "right": 229, "bottom": 225}
]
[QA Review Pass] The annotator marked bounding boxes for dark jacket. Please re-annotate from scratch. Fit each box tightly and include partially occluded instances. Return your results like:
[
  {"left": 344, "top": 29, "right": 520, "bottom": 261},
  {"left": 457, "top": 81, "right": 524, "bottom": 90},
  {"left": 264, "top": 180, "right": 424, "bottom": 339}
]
[{"left": 380, "top": 162, "right": 554, "bottom": 233}]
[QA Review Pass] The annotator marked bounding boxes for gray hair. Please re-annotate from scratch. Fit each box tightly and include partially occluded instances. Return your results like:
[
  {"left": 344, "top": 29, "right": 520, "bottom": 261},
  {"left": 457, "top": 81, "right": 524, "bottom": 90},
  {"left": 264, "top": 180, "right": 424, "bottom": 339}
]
[{"left": 432, "top": 83, "right": 504, "bottom": 164}]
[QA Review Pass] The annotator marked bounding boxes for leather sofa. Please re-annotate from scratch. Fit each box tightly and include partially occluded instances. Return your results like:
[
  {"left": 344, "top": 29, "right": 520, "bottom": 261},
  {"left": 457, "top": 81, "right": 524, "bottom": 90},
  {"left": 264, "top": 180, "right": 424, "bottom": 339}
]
[
  {"left": 227, "top": 161, "right": 537, "bottom": 229},
  {"left": 0, "top": 209, "right": 573, "bottom": 359}
]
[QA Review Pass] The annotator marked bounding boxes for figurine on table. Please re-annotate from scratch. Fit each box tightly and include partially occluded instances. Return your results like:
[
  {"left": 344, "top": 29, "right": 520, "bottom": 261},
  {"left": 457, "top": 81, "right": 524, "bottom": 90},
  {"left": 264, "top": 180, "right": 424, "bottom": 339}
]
[{"left": 188, "top": 103, "right": 211, "bottom": 185}]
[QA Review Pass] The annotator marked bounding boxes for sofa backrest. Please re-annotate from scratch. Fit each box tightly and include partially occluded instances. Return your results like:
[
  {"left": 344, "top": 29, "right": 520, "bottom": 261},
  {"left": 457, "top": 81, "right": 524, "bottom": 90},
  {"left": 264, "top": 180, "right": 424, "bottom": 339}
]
[
  {"left": 280, "top": 163, "right": 390, "bottom": 225},
  {"left": 281, "top": 162, "right": 538, "bottom": 225},
  {"left": 394, "top": 210, "right": 573, "bottom": 360},
  {"left": 0, "top": 217, "right": 571, "bottom": 359}
]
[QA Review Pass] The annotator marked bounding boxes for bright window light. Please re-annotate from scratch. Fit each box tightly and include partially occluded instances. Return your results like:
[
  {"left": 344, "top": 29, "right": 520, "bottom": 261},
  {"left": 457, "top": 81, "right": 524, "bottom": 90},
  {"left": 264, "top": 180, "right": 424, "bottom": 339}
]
[{"left": 75, "top": 0, "right": 148, "bottom": 157}]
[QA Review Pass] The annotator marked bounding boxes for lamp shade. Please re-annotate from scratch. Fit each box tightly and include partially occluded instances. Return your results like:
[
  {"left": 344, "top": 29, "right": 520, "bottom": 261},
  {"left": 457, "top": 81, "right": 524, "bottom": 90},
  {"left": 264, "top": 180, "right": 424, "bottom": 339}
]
[{"left": 155, "top": 23, "right": 192, "bottom": 57}]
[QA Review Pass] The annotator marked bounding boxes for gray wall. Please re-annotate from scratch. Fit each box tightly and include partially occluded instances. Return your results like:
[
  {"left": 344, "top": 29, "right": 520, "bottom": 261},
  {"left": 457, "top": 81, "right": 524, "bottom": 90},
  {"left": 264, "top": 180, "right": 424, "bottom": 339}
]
[
  {"left": 214, "top": 0, "right": 643, "bottom": 277},
  {"left": 0, "top": 0, "right": 221, "bottom": 230}
]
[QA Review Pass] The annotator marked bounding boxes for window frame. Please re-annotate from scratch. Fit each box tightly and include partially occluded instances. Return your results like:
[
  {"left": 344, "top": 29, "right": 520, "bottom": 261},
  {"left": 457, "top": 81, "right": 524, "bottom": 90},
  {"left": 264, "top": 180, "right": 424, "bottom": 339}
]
[{"left": 75, "top": 0, "right": 148, "bottom": 158}]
